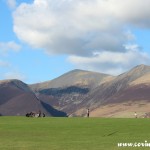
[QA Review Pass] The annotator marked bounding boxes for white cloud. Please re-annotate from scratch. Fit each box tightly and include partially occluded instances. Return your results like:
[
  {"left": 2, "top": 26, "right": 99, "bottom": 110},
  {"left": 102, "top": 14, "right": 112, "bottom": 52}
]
[
  {"left": 12, "top": 0, "right": 150, "bottom": 74},
  {"left": 13, "top": 0, "right": 150, "bottom": 56},
  {"left": 0, "top": 61, "right": 26, "bottom": 81},
  {"left": 108, "top": 0, "right": 150, "bottom": 28},
  {"left": 0, "top": 41, "right": 21, "bottom": 55},
  {"left": 14, "top": 0, "right": 147, "bottom": 56},
  {"left": 68, "top": 45, "right": 150, "bottom": 75},
  {"left": 6, "top": 0, "right": 17, "bottom": 9},
  {"left": 4, "top": 71, "right": 26, "bottom": 81},
  {"left": 0, "top": 60, "right": 25, "bottom": 81},
  {"left": 0, "top": 60, "right": 10, "bottom": 67}
]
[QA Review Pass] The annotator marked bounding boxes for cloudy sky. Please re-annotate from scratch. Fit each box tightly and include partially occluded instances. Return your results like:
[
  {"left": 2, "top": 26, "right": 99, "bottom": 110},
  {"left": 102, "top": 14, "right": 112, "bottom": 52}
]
[{"left": 0, "top": 0, "right": 150, "bottom": 83}]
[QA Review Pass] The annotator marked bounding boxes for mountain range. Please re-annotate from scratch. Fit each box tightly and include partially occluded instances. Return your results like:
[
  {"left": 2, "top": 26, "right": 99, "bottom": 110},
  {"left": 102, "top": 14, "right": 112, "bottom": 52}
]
[{"left": 1, "top": 64, "right": 150, "bottom": 118}]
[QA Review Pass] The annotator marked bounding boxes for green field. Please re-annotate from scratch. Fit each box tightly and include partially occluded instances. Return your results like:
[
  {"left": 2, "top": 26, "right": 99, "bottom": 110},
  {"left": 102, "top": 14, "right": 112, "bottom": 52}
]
[{"left": 0, "top": 117, "right": 150, "bottom": 150}]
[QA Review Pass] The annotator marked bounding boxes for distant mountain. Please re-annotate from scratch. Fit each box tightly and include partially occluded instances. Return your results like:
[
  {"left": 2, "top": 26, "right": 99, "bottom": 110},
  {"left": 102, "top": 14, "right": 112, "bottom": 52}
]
[
  {"left": 30, "top": 69, "right": 114, "bottom": 91},
  {"left": 30, "top": 69, "right": 114, "bottom": 115},
  {"left": 1, "top": 65, "right": 150, "bottom": 117},
  {"left": 84, "top": 64, "right": 150, "bottom": 105},
  {"left": 77, "top": 64, "right": 150, "bottom": 117}
]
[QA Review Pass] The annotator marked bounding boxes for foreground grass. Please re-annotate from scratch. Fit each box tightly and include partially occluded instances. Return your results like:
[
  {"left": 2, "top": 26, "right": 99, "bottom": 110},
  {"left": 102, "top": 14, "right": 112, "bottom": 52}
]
[{"left": 0, "top": 117, "right": 150, "bottom": 150}]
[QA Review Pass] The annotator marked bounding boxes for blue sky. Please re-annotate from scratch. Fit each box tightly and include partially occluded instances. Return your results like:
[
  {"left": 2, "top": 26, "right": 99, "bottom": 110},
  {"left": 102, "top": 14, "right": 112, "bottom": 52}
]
[
  {"left": 0, "top": 0, "right": 74, "bottom": 83},
  {"left": 0, "top": 0, "right": 150, "bottom": 84}
]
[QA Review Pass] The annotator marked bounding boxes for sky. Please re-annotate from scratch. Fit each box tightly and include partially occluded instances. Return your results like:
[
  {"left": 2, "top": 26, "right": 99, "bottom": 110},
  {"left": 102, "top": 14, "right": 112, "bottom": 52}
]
[{"left": 0, "top": 0, "right": 150, "bottom": 84}]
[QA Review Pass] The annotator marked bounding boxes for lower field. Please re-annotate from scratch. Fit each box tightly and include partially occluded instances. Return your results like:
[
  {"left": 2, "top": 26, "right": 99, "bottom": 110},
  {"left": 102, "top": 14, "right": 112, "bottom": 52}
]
[{"left": 0, "top": 117, "right": 150, "bottom": 150}]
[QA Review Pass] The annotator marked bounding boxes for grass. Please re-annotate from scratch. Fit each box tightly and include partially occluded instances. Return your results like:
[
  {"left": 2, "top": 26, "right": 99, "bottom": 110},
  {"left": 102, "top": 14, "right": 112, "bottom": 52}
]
[{"left": 0, "top": 117, "right": 150, "bottom": 150}]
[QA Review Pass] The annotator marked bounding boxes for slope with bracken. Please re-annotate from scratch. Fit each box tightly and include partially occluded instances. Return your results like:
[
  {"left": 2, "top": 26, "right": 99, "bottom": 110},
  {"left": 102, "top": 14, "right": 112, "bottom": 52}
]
[{"left": 79, "top": 64, "right": 150, "bottom": 117}]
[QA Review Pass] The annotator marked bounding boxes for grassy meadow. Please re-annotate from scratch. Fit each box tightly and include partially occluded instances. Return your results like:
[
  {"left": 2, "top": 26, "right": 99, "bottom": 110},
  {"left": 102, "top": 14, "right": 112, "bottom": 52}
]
[{"left": 0, "top": 117, "right": 150, "bottom": 150}]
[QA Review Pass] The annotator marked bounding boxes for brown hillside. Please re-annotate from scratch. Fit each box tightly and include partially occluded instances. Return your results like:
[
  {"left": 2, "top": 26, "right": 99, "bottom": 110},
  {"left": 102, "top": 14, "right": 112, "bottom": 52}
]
[{"left": 0, "top": 79, "right": 66, "bottom": 116}]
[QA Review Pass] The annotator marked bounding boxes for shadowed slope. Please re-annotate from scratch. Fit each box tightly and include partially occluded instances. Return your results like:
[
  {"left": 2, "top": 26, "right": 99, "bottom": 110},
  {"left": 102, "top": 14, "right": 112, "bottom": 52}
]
[{"left": 0, "top": 79, "right": 66, "bottom": 116}]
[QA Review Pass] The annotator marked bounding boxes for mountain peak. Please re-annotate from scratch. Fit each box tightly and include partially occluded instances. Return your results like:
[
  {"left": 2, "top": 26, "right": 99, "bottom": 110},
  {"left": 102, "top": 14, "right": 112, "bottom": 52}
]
[
  {"left": 116, "top": 64, "right": 150, "bottom": 83},
  {"left": 69, "top": 69, "right": 111, "bottom": 76},
  {"left": 69, "top": 69, "right": 96, "bottom": 73},
  {"left": 0, "top": 79, "right": 31, "bottom": 92},
  {"left": 129, "top": 64, "right": 150, "bottom": 74},
  {"left": 0, "top": 79, "right": 21, "bottom": 85},
  {"left": 134, "top": 64, "right": 149, "bottom": 69},
  {"left": 30, "top": 69, "right": 113, "bottom": 91}
]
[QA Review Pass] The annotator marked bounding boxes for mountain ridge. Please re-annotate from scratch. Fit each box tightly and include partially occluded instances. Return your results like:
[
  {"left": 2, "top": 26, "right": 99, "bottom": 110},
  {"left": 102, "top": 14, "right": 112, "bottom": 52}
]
[
  {"left": 30, "top": 69, "right": 114, "bottom": 91},
  {"left": 1, "top": 64, "right": 150, "bottom": 117}
]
